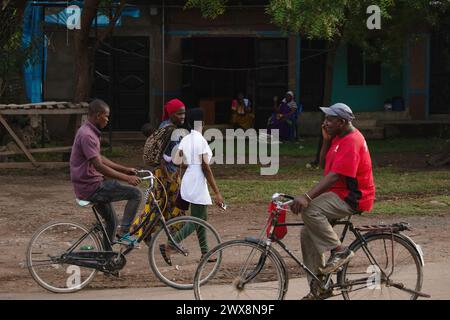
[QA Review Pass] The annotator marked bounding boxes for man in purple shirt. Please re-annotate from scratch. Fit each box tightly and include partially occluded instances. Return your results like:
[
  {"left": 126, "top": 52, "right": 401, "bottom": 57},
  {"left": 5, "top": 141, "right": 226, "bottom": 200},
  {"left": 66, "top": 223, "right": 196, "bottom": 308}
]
[{"left": 70, "top": 99, "right": 142, "bottom": 249}]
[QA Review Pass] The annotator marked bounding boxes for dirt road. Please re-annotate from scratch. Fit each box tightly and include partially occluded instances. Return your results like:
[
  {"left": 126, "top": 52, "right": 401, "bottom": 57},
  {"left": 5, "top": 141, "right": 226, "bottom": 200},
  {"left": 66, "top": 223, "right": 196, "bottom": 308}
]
[
  {"left": 1, "top": 154, "right": 449, "bottom": 298},
  {"left": 1, "top": 260, "right": 447, "bottom": 300}
]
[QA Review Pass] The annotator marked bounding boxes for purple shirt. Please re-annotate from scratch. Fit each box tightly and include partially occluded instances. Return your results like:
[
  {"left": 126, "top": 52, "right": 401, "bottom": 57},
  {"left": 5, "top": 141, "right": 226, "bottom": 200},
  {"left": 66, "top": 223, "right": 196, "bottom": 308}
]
[{"left": 70, "top": 121, "right": 104, "bottom": 199}]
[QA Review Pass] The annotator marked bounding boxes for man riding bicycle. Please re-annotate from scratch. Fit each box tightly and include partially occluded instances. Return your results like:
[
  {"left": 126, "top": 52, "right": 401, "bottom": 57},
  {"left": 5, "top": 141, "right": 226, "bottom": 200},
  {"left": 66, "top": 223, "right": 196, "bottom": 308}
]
[
  {"left": 290, "top": 103, "right": 376, "bottom": 299},
  {"left": 70, "top": 99, "right": 142, "bottom": 250}
]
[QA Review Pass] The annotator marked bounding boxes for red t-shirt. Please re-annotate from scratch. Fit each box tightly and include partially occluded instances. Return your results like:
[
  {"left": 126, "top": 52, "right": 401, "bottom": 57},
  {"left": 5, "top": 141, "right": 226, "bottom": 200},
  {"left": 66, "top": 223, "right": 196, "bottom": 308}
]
[{"left": 324, "top": 129, "right": 375, "bottom": 212}]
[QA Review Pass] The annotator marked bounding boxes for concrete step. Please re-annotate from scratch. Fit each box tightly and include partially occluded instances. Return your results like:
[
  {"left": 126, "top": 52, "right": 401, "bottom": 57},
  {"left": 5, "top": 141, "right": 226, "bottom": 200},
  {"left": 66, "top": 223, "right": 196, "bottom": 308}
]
[
  {"left": 354, "top": 111, "right": 411, "bottom": 121},
  {"left": 353, "top": 119, "right": 378, "bottom": 127},
  {"left": 359, "top": 126, "right": 385, "bottom": 139},
  {"left": 101, "top": 131, "right": 146, "bottom": 142}
]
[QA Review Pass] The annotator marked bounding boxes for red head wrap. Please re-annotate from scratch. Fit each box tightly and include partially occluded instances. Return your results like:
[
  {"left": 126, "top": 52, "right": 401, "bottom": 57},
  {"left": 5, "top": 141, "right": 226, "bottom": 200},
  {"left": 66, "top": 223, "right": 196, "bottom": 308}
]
[{"left": 162, "top": 98, "right": 185, "bottom": 121}]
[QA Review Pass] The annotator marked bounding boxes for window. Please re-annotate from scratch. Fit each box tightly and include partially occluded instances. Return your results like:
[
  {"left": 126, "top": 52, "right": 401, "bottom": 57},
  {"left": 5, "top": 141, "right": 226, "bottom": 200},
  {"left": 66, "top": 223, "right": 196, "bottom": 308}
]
[{"left": 347, "top": 45, "right": 381, "bottom": 85}]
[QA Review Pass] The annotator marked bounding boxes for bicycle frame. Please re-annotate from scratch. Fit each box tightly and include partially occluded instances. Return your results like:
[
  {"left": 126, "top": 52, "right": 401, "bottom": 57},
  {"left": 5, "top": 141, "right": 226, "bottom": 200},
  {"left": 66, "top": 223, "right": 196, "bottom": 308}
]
[
  {"left": 262, "top": 213, "right": 414, "bottom": 295},
  {"left": 61, "top": 172, "right": 189, "bottom": 270}
]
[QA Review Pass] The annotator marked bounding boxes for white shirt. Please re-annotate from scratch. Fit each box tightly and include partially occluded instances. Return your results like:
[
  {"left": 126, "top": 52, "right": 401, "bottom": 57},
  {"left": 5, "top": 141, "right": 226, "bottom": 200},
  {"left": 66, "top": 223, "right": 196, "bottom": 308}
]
[{"left": 178, "top": 130, "right": 213, "bottom": 205}]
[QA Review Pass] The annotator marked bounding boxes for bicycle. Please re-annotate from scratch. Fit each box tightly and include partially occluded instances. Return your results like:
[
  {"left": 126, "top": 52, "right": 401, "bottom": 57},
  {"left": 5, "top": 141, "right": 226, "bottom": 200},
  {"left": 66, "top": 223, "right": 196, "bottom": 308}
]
[
  {"left": 27, "top": 170, "right": 221, "bottom": 293},
  {"left": 194, "top": 193, "right": 430, "bottom": 300}
]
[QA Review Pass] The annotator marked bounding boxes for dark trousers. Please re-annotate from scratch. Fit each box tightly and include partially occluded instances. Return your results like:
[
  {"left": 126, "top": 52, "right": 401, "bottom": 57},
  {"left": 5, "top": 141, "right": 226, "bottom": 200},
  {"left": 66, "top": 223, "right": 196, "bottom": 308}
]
[{"left": 87, "top": 180, "right": 142, "bottom": 249}]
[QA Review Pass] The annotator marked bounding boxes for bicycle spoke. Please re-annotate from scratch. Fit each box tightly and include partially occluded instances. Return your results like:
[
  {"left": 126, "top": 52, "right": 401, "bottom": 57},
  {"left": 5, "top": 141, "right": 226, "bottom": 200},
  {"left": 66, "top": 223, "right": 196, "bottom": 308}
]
[
  {"left": 194, "top": 240, "right": 285, "bottom": 300},
  {"left": 149, "top": 216, "right": 221, "bottom": 289},
  {"left": 27, "top": 221, "right": 102, "bottom": 293},
  {"left": 340, "top": 233, "right": 423, "bottom": 300}
]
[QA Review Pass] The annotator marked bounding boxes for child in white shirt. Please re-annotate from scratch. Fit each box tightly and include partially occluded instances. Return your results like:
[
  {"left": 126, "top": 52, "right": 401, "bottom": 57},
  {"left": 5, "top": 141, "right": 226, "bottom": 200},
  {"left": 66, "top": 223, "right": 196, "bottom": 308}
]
[{"left": 159, "top": 108, "right": 223, "bottom": 265}]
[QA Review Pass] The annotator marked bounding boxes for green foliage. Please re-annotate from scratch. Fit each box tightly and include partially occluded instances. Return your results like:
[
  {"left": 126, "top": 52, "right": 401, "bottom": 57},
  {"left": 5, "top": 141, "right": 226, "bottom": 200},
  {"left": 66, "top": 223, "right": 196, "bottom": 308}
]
[
  {"left": 184, "top": 0, "right": 227, "bottom": 19},
  {"left": 267, "top": 0, "right": 349, "bottom": 39},
  {"left": 0, "top": 6, "right": 22, "bottom": 97},
  {"left": 187, "top": 0, "right": 450, "bottom": 74},
  {"left": 0, "top": 5, "right": 38, "bottom": 99},
  {"left": 97, "top": 0, "right": 123, "bottom": 19}
]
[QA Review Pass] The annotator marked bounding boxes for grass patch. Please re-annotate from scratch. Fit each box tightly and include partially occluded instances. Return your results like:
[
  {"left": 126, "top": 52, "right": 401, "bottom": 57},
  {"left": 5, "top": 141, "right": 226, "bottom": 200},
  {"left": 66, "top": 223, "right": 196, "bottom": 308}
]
[
  {"left": 274, "top": 137, "right": 449, "bottom": 158},
  {"left": 102, "top": 147, "right": 125, "bottom": 158},
  {"left": 216, "top": 167, "right": 450, "bottom": 217},
  {"left": 373, "top": 195, "right": 450, "bottom": 215},
  {"left": 367, "top": 138, "right": 448, "bottom": 154},
  {"left": 374, "top": 168, "right": 450, "bottom": 195},
  {"left": 217, "top": 179, "right": 313, "bottom": 204}
]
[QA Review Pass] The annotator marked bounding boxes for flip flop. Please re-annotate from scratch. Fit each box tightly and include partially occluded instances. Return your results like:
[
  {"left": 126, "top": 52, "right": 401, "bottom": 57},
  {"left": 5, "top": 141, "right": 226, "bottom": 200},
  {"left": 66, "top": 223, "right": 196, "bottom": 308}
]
[{"left": 159, "top": 244, "right": 172, "bottom": 266}]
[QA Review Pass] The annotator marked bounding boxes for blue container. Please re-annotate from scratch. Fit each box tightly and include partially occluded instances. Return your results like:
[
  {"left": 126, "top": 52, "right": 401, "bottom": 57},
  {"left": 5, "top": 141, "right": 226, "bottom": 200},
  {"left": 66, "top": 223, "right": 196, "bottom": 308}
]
[{"left": 391, "top": 96, "right": 405, "bottom": 111}]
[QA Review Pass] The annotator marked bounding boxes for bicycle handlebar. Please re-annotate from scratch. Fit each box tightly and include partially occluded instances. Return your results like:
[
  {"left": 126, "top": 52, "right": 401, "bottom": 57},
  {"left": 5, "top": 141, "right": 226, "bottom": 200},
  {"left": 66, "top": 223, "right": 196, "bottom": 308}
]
[
  {"left": 136, "top": 169, "right": 155, "bottom": 181},
  {"left": 272, "top": 193, "right": 294, "bottom": 210},
  {"left": 272, "top": 193, "right": 294, "bottom": 200}
]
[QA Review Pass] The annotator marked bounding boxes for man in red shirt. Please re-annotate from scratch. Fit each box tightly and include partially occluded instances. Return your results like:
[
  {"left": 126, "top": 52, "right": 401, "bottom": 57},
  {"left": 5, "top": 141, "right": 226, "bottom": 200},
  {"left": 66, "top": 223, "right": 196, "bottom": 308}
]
[{"left": 290, "top": 103, "right": 375, "bottom": 299}]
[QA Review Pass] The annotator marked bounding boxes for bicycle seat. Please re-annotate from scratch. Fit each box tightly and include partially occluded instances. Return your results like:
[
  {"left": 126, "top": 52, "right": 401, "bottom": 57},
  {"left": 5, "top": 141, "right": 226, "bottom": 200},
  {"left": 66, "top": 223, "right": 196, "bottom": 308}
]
[{"left": 76, "top": 198, "right": 92, "bottom": 207}]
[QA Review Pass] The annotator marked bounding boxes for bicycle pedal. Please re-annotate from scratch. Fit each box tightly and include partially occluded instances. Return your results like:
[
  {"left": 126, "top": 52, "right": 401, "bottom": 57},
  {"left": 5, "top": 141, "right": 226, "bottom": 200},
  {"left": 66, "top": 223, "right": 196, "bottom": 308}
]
[
  {"left": 128, "top": 242, "right": 141, "bottom": 249},
  {"left": 102, "top": 270, "right": 120, "bottom": 278}
]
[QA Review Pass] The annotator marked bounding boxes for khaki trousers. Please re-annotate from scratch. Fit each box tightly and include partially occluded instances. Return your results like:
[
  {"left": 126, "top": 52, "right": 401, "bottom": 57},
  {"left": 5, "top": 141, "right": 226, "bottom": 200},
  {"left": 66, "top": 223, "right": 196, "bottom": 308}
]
[{"left": 300, "top": 192, "right": 358, "bottom": 285}]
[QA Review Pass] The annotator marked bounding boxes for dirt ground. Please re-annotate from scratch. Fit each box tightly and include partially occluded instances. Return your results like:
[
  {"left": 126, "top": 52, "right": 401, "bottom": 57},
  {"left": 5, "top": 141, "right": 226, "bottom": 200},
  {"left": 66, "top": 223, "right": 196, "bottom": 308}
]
[{"left": 0, "top": 143, "right": 449, "bottom": 294}]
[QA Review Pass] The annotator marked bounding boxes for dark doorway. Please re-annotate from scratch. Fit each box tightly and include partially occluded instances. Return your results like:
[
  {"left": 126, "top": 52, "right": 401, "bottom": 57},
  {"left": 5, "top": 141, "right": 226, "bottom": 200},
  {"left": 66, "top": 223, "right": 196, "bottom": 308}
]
[
  {"left": 254, "top": 38, "right": 289, "bottom": 128},
  {"left": 300, "top": 39, "right": 327, "bottom": 111},
  {"left": 181, "top": 37, "right": 254, "bottom": 125},
  {"left": 181, "top": 37, "right": 288, "bottom": 128},
  {"left": 430, "top": 26, "right": 450, "bottom": 114},
  {"left": 93, "top": 36, "right": 150, "bottom": 130}
]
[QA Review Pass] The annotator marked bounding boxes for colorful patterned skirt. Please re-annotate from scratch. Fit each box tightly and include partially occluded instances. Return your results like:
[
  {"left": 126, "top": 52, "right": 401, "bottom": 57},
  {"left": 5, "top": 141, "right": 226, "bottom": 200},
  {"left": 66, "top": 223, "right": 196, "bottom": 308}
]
[{"left": 129, "top": 167, "right": 184, "bottom": 239}]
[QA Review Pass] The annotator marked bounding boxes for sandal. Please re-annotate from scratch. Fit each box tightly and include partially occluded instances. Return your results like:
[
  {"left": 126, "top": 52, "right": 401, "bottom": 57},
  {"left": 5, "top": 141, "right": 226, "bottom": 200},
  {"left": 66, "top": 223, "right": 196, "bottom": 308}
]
[
  {"left": 159, "top": 244, "right": 172, "bottom": 266},
  {"left": 201, "top": 254, "right": 218, "bottom": 263}
]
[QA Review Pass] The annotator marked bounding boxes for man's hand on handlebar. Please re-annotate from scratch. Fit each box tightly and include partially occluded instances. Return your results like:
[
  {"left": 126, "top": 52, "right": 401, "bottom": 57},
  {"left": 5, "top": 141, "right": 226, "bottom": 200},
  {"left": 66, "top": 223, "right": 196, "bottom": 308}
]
[
  {"left": 124, "top": 167, "right": 138, "bottom": 175},
  {"left": 126, "top": 175, "right": 141, "bottom": 186},
  {"left": 290, "top": 195, "right": 310, "bottom": 215}
]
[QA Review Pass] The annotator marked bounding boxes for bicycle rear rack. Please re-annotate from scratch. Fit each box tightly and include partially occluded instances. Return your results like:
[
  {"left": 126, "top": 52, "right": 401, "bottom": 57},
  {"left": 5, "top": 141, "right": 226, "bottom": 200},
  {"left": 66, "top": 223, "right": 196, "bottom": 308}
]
[{"left": 355, "top": 222, "right": 411, "bottom": 233}]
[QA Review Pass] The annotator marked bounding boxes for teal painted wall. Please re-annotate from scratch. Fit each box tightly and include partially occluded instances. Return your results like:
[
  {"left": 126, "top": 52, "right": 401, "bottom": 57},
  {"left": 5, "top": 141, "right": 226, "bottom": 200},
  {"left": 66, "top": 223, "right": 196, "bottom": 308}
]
[{"left": 331, "top": 45, "right": 404, "bottom": 111}]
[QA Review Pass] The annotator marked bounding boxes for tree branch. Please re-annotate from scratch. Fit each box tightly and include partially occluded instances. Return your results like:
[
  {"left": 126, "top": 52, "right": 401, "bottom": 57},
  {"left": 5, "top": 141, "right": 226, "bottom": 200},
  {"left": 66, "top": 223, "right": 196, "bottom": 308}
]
[{"left": 94, "top": 0, "right": 126, "bottom": 52}]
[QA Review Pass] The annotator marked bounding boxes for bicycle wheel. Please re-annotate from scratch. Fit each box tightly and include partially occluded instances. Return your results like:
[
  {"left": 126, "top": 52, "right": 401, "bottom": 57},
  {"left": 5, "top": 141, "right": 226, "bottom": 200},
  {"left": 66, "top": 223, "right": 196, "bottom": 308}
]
[
  {"left": 27, "top": 221, "right": 102, "bottom": 293},
  {"left": 148, "top": 216, "right": 221, "bottom": 289},
  {"left": 339, "top": 233, "right": 423, "bottom": 300},
  {"left": 194, "top": 240, "right": 287, "bottom": 300}
]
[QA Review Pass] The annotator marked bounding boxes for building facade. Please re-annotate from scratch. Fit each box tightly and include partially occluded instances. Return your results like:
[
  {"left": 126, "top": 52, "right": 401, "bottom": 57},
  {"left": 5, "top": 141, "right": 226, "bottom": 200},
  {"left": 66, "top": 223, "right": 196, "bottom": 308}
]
[{"left": 39, "top": 2, "right": 449, "bottom": 137}]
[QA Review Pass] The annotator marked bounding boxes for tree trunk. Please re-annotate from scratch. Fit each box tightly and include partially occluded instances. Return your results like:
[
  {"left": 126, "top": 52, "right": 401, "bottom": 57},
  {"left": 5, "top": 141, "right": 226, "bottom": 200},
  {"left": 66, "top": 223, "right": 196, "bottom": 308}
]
[
  {"left": 73, "top": 0, "right": 99, "bottom": 103},
  {"left": 74, "top": 39, "right": 94, "bottom": 103},
  {"left": 311, "top": 40, "right": 340, "bottom": 165},
  {"left": 322, "top": 40, "right": 340, "bottom": 107},
  {"left": 73, "top": 0, "right": 126, "bottom": 103}
]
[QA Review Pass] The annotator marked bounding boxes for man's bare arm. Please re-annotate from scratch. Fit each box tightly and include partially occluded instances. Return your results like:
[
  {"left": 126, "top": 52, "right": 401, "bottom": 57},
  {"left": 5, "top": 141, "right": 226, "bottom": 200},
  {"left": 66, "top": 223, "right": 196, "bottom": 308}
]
[
  {"left": 101, "top": 156, "right": 135, "bottom": 175},
  {"left": 91, "top": 156, "right": 140, "bottom": 186},
  {"left": 290, "top": 172, "right": 340, "bottom": 214},
  {"left": 307, "top": 172, "right": 341, "bottom": 199}
]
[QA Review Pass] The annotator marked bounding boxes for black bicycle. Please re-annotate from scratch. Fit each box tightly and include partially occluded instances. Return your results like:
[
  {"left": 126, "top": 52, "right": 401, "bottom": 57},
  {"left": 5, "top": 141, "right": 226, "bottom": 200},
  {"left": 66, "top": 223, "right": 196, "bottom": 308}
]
[
  {"left": 27, "top": 170, "right": 221, "bottom": 293},
  {"left": 194, "top": 193, "right": 430, "bottom": 300}
]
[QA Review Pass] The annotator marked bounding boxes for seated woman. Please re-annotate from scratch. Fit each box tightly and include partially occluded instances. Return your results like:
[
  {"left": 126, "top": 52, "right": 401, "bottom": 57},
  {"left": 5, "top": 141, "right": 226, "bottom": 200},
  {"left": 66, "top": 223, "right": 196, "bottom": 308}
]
[
  {"left": 230, "top": 92, "right": 255, "bottom": 130},
  {"left": 267, "top": 91, "right": 300, "bottom": 141}
]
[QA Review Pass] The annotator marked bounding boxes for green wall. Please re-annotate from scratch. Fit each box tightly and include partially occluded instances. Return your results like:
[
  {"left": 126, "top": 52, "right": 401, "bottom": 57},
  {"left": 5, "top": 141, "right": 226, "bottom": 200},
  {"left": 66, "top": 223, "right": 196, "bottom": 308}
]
[{"left": 331, "top": 45, "right": 404, "bottom": 111}]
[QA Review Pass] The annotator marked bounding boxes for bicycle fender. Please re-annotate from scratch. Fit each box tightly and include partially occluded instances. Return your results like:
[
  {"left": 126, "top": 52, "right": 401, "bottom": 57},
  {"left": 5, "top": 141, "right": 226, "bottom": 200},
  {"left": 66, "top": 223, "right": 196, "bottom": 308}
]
[
  {"left": 244, "top": 237, "right": 290, "bottom": 297},
  {"left": 397, "top": 233, "right": 425, "bottom": 267},
  {"left": 244, "top": 237, "right": 265, "bottom": 246},
  {"left": 352, "top": 232, "right": 424, "bottom": 267}
]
